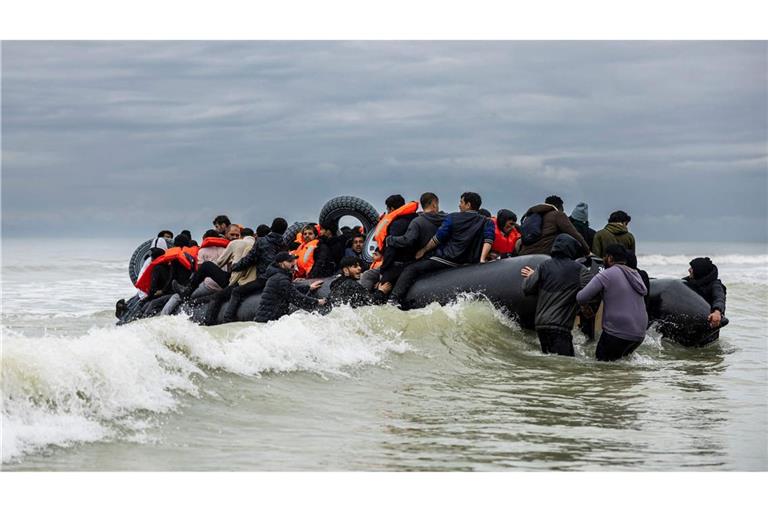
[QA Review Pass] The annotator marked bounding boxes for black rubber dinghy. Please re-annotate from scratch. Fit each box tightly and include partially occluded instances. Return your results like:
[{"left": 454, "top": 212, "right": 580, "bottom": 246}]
[{"left": 120, "top": 254, "right": 726, "bottom": 347}]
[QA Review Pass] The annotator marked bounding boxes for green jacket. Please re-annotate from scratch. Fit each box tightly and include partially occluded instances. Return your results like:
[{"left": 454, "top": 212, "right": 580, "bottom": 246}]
[{"left": 592, "top": 223, "right": 635, "bottom": 257}]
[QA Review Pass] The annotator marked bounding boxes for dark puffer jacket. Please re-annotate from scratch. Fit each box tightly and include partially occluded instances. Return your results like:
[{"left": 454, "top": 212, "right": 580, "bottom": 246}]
[
  {"left": 518, "top": 204, "right": 590, "bottom": 256},
  {"left": 309, "top": 232, "right": 353, "bottom": 278},
  {"left": 592, "top": 222, "right": 635, "bottom": 257},
  {"left": 328, "top": 275, "right": 386, "bottom": 308},
  {"left": 522, "top": 234, "right": 593, "bottom": 332},
  {"left": 683, "top": 266, "right": 727, "bottom": 314},
  {"left": 386, "top": 211, "right": 447, "bottom": 252},
  {"left": 230, "top": 232, "right": 287, "bottom": 276},
  {"left": 254, "top": 264, "right": 320, "bottom": 323}
]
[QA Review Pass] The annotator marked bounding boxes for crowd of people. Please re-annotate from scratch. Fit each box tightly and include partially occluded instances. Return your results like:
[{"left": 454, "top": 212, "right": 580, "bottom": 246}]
[{"left": 117, "top": 192, "right": 727, "bottom": 362}]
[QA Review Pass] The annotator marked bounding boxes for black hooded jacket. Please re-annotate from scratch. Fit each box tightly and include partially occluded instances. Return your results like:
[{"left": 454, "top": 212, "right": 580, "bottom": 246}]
[
  {"left": 230, "top": 232, "right": 287, "bottom": 276},
  {"left": 522, "top": 234, "right": 593, "bottom": 332},
  {"left": 328, "top": 275, "right": 386, "bottom": 308},
  {"left": 309, "top": 232, "right": 353, "bottom": 278},
  {"left": 683, "top": 266, "right": 727, "bottom": 314},
  {"left": 254, "top": 264, "right": 319, "bottom": 323}
]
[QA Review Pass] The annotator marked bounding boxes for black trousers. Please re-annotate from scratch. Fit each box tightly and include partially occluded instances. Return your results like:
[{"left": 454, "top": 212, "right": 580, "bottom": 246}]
[
  {"left": 596, "top": 332, "right": 643, "bottom": 361},
  {"left": 390, "top": 258, "right": 451, "bottom": 302},
  {"left": 536, "top": 328, "right": 575, "bottom": 357}
]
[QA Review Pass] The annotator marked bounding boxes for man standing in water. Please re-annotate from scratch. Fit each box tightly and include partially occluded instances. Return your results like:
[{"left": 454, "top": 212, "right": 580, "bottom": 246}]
[
  {"left": 577, "top": 244, "right": 648, "bottom": 361},
  {"left": 521, "top": 234, "right": 593, "bottom": 356}
]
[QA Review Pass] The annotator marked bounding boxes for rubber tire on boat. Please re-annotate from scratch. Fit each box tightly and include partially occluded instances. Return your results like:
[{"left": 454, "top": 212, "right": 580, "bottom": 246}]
[
  {"left": 317, "top": 195, "right": 380, "bottom": 236},
  {"left": 283, "top": 221, "right": 315, "bottom": 246},
  {"left": 128, "top": 239, "right": 154, "bottom": 285}
]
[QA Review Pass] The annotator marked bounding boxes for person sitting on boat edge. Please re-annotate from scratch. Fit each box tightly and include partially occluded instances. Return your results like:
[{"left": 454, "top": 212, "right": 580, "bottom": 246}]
[
  {"left": 388, "top": 191, "right": 495, "bottom": 307},
  {"left": 518, "top": 195, "right": 590, "bottom": 257},
  {"left": 521, "top": 233, "right": 593, "bottom": 357},
  {"left": 328, "top": 256, "right": 387, "bottom": 308},
  {"left": 576, "top": 244, "right": 648, "bottom": 362},
  {"left": 254, "top": 252, "right": 326, "bottom": 323},
  {"left": 309, "top": 220, "right": 354, "bottom": 278},
  {"left": 385, "top": 192, "right": 446, "bottom": 263},
  {"left": 684, "top": 257, "right": 726, "bottom": 329},
  {"left": 490, "top": 208, "right": 520, "bottom": 259},
  {"left": 592, "top": 210, "right": 635, "bottom": 258}
]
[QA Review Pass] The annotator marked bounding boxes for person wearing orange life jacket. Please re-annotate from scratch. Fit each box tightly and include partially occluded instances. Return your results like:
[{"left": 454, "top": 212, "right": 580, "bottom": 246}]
[
  {"left": 490, "top": 209, "right": 521, "bottom": 259},
  {"left": 371, "top": 194, "right": 420, "bottom": 288},
  {"left": 293, "top": 224, "right": 320, "bottom": 278},
  {"left": 197, "top": 229, "right": 230, "bottom": 266},
  {"left": 135, "top": 234, "right": 199, "bottom": 317}
]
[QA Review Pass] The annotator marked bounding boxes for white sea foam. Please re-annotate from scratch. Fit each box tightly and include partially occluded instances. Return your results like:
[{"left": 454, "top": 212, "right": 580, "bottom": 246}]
[
  {"left": 639, "top": 253, "right": 768, "bottom": 266},
  {"left": 0, "top": 308, "right": 412, "bottom": 463}
]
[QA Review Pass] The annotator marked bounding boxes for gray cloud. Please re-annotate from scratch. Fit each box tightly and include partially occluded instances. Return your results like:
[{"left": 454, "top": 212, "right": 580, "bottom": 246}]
[{"left": 2, "top": 41, "right": 766, "bottom": 242}]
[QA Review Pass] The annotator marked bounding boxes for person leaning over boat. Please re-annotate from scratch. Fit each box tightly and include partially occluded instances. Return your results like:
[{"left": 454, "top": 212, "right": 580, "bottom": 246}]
[
  {"left": 388, "top": 192, "right": 495, "bottom": 306},
  {"left": 254, "top": 252, "right": 326, "bottom": 323},
  {"left": 684, "top": 257, "right": 727, "bottom": 328},
  {"left": 591, "top": 210, "right": 635, "bottom": 258},
  {"left": 328, "top": 256, "right": 387, "bottom": 308},
  {"left": 518, "top": 195, "right": 590, "bottom": 256},
  {"left": 385, "top": 192, "right": 446, "bottom": 261},
  {"left": 577, "top": 244, "right": 648, "bottom": 362},
  {"left": 521, "top": 234, "right": 593, "bottom": 357}
]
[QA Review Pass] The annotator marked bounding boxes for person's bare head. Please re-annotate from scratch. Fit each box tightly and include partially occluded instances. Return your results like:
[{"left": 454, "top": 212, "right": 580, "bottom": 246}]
[
  {"left": 226, "top": 225, "right": 241, "bottom": 241},
  {"left": 339, "top": 256, "right": 363, "bottom": 279},
  {"left": 420, "top": 192, "right": 439, "bottom": 213},
  {"left": 302, "top": 225, "right": 318, "bottom": 242}
]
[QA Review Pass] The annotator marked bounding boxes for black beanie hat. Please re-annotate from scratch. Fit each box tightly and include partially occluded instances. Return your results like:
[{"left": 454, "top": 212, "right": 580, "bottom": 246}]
[
  {"left": 150, "top": 248, "right": 166, "bottom": 260},
  {"left": 689, "top": 257, "right": 714, "bottom": 279}
]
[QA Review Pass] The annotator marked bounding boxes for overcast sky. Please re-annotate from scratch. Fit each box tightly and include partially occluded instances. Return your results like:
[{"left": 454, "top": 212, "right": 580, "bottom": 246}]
[{"left": 2, "top": 41, "right": 766, "bottom": 242}]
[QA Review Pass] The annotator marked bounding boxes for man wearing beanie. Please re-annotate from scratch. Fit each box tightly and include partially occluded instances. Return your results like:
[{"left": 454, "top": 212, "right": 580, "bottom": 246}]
[
  {"left": 684, "top": 257, "right": 727, "bottom": 328},
  {"left": 569, "top": 202, "right": 595, "bottom": 249}
]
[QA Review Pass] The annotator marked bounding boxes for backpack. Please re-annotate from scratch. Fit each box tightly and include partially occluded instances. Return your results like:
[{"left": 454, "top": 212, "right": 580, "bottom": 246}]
[{"left": 520, "top": 213, "right": 544, "bottom": 245}]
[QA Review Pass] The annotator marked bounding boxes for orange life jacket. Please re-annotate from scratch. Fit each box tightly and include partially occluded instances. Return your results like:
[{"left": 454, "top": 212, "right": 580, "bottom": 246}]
[
  {"left": 200, "top": 237, "right": 230, "bottom": 249},
  {"left": 372, "top": 201, "right": 419, "bottom": 252},
  {"left": 295, "top": 224, "right": 323, "bottom": 245},
  {"left": 135, "top": 246, "right": 199, "bottom": 294},
  {"left": 491, "top": 217, "right": 521, "bottom": 255},
  {"left": 292, "top": 239, "right": 319, "bottom": 278},
  {"left": 370, "top": 259, "right": 383, "bottom": 270}
]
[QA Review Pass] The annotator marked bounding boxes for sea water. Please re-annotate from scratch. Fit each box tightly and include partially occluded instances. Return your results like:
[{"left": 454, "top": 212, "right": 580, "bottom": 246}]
[{"left": 2, "top": 239, "right": 766, "bottom": 470}]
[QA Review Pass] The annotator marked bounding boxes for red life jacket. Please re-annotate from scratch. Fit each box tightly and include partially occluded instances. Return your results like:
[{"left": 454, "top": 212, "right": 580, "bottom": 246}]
[
  {"left": 135, "top": 246, "right": 199, "bottom": 294},
  {"left": 491, "top": 217, "right": 521, "bottom": 255},
  {"left": 200, "top": 237, "right": 229, "bottom": 249},
  {"left": 372, "top": 201, "right": 419, "bottom": 251}
]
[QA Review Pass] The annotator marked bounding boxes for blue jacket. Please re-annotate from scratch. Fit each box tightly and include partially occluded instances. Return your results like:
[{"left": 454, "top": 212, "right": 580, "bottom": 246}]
[{"left": 430, "top": 211, "right": 495, "bottom": 266}]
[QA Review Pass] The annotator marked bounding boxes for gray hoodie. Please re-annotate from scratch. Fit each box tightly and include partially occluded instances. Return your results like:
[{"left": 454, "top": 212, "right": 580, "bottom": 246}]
[
  {"left": 386, "top": 211, "right": 447, "bottom": 251},
  {"left": 576, "top": 264, "right": 648, "bottom": 342}
]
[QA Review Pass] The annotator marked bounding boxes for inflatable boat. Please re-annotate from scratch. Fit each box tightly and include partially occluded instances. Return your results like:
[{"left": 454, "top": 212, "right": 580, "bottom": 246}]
[{"left": 119, "top": 196, "right": 727, "bottom": 347}]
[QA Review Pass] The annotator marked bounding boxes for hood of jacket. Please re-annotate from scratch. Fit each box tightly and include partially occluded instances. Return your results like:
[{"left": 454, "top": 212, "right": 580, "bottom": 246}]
[
  {"left": 526, "top": 203, "right": 559, "bottom": 216},
  {"left": 421, "top": 211, "right": 447, "bottom": 226},
  {"left": 684, "top": 266, "right": 719, "bottom": 287},
  {"left": 614, "top": 264, "right": 647, "bottom": 294},
  {"left": 266, "top": 232, "right": 286, "bottom": 246},
  {"left": 604, "top": 222, "right": 629, "bottom": 235},
  {"left": 550, "top": 233, "right": 582, "bottom": 259}
]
